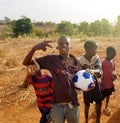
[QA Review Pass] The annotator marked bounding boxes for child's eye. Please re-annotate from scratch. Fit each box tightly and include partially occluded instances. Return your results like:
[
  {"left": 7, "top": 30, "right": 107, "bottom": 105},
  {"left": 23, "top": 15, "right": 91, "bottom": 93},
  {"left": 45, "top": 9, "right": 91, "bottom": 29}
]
[{"left": 59, "top": 44, "right": 69, "bottom": 47}]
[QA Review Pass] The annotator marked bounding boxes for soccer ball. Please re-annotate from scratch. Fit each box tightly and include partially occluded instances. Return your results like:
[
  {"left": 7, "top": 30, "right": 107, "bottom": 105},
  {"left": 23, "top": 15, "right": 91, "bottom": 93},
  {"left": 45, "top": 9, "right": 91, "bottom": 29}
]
[{"left": 73, "top": 70, "right": 95, "bottom": 91}]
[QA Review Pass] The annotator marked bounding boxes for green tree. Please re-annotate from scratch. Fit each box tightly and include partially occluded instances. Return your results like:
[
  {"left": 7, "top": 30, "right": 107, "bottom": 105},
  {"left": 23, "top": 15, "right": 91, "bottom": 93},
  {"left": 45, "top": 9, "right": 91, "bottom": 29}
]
[
  {"left": 4, "top": 17, "right": 11, "bottom": 24},
  {"left": 72, "top": 23, "right": 79, "bottom": 35},
  {"left": 101, "top": 19, "right": 112, "bottom": 36},
  {"left": 12, "top": 17, "right": 34, "bottom": 37},
  {"left": 89, "top": 20, "right": 101, "bottom": 36},
  {"left": 114, "top": 15, "right": 120, "bottom": 36},
  {"left": 78, "top": 21, "right": 89, "bottom": 35},
  {"left": 56, "top": 21, "right": 73, "bottom": 35}
]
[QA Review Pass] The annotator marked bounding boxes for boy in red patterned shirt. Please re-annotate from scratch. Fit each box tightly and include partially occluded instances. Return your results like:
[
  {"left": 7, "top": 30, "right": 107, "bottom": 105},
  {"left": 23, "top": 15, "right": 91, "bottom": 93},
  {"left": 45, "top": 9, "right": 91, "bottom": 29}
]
[{"left": 20, "top": 59, "right": 54, "bottom": 123}]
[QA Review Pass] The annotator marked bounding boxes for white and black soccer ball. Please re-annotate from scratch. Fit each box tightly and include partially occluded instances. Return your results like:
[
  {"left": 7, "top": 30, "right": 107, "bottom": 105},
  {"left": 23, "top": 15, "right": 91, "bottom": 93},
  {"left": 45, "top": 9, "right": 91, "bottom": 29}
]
[{"left": 73, "top": 70, "right": 95, "bottom": 91}]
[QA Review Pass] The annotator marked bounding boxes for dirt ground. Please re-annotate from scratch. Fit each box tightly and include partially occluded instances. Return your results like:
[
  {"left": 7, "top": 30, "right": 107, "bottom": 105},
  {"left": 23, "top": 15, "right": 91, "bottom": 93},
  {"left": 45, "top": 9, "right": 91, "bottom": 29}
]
[{"left": 0, "top": 37, "right": 120, "bottom": 123}]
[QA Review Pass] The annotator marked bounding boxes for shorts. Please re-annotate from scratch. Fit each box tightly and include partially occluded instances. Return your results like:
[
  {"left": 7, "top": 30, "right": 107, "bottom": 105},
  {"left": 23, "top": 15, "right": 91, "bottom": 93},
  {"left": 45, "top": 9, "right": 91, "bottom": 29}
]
[
  {"left": 101, "top": 86, "right": 115, "bottom": 100},
  {"left": 83, "top": 81, "right": 102, "bottom": 105}
]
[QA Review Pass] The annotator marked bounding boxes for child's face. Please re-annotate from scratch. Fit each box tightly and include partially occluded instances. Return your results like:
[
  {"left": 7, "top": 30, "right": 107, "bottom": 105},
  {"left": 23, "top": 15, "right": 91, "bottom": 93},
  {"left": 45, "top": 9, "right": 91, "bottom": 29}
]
[
  {"left": 107, "top": 52, "right": 116, "bottom": 60},
  {"left": 86, "top": 46, "right": 97, "bottom": 56},
  {"left": 57, "top": 39, "right": 71, "bottom": 56}
]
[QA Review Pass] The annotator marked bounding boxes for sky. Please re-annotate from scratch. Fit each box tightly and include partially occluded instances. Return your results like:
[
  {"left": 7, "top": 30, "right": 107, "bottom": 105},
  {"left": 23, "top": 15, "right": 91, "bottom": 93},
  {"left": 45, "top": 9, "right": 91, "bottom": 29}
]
[{"left": 0, "top": 0, "right": 120, "bottom": 24}]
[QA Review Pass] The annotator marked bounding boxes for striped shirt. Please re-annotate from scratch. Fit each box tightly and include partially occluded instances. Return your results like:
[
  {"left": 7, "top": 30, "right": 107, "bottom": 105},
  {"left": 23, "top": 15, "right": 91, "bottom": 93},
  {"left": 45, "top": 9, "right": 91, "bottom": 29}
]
[{"left": 29, "top": 74, "right": 54, "bottom": 109}]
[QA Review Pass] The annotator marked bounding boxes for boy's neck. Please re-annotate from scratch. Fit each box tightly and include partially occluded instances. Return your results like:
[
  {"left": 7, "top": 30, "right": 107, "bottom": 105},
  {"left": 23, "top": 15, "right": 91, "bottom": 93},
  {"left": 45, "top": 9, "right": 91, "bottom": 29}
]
[
  {"left": 59, "top": 54, "right": 70, "bottom": 61},
  {"left": 35, "top": 72, "right": 44, "bottom": 77},
  {"left": 106, "top": 57, "right": 111, "bottom": 61},
  {"left": 84, "top": 54, "right": 92, "bottom": 62}
]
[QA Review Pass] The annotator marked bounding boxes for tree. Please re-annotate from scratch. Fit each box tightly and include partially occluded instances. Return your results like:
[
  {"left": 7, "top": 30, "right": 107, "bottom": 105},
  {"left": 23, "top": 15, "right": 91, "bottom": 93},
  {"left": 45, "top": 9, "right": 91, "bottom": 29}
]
[
  {"left": 72, "top": 23, "right": 79, "bottom": 35},
  {"left": 4, "top": 17, "right": 11, "bottom": 24},
  {"left": 56, "top": 21, "right": 73, "bottom": 35},
  {"left": 101, "top": 19, "right": 112, "bottom": 36},
  {"left": 89, "top": 20, "right": 101, "bottom": 36},
  {"left": 114, "top": 15, "right": 120, "bottom": 36},
  {"left": 11, "top": 17, "right": 34, "bottom": 37},
  {"left": 78, "top": 21, "right": 89, "bottom": 35}
]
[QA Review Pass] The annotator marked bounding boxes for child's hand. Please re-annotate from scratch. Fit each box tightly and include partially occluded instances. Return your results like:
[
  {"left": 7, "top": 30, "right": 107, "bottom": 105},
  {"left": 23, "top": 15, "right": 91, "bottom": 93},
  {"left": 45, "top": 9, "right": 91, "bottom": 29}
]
[
  {"left": 18, "top": 72, "right": 31, "bottom": 90},
  {"left": 112, "top": 74, "right": 117, "bottom": 81},
  {"left": 17, "top": 84, "right": 27, "bottom": 90},
  {"left": 32, "top": 41, "right": 53, "bottom": 51},
  {"left": 86, "top": 69, "right": 94, "bottom": 74}
]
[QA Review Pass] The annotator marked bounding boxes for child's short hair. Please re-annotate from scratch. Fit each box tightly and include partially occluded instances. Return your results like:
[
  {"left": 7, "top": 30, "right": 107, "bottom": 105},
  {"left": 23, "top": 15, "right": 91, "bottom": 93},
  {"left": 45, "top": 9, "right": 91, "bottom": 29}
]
[
  {"left": 84, "top": 40, "right": 97, "bottom": 50},
  {"left": 106, "top": 46, "right": 116, "bottom": 55},
  {"left": 57, "top": 35, "right": 71, "bottom": 44}
]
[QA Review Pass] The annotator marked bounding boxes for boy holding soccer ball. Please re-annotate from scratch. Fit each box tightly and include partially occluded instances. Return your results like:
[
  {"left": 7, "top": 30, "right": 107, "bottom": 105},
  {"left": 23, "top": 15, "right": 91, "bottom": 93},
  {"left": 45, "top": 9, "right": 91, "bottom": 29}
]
[{"left": 78, "top": 40, "right": 102, "bottom": 123}]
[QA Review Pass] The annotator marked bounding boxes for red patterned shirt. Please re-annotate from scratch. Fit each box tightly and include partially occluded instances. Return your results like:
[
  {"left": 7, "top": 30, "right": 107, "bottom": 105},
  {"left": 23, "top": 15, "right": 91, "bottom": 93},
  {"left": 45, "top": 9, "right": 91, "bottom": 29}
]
[{"left": 29, "top": 74, "right": 54, "bottom": 109}]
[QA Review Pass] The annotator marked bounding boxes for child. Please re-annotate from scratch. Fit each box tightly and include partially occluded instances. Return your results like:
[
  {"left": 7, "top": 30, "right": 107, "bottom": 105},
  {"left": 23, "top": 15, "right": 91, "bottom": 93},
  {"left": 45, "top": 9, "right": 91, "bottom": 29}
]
[
  {"left": 23, "top": 36, "right": 80, "bottom": 123},
  {"left": 20, "top": 59, "right": 54, "bottom": 123},
  {"left": 78, "top": 40, "right": 102, "bottom": 123},
  {"left": 101, "top": 46, "right": 117, "bottom": 116}
]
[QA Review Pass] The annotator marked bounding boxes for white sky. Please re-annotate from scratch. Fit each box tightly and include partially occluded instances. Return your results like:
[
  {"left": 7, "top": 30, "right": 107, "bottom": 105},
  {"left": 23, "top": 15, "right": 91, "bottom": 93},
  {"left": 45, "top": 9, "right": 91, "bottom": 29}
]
[{"left": 0, "top": 0, "right": 120, "bottom": 24}]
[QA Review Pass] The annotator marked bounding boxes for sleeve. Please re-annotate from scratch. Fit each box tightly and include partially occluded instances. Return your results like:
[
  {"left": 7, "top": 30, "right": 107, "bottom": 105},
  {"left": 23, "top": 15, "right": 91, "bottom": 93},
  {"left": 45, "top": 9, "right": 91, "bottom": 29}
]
[
  {"left": 94, "top": 58, "right": 102, "bottom": 70},
  {"left": 35, "top": 55, "right": 50, "bottom": 70},
  {"left": 94, "top": 58, "right": 103, "bottom": 78},
  {"left": 28, "top": 76, "right": 34, "bottom": 85},
  {"left": 47, "top": 74, "right": 54, "bottom": 91}
]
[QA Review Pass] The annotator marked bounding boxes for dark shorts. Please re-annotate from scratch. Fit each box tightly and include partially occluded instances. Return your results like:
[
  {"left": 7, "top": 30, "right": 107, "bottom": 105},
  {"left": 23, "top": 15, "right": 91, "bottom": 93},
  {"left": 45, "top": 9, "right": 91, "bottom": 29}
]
[
  {"left": 83, "top": 81, "right": 102, "bottom": 105},
  {"left": 101, "top": 86, "right": 115, "bottom": 100}
]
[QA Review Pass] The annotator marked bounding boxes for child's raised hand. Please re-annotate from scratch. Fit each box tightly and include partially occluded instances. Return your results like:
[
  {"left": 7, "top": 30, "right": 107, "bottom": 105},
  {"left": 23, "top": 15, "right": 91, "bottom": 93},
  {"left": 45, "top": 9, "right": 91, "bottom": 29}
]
[{"left": 32, "top": 41, "right": 53, "bottom": 51}]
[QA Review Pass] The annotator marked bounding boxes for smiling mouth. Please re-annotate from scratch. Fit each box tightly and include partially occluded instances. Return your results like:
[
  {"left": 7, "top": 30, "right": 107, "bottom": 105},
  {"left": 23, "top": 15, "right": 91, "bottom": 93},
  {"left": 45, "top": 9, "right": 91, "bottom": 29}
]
[{"left": 60, "top": 47, "right": 67, "bottom": 51}]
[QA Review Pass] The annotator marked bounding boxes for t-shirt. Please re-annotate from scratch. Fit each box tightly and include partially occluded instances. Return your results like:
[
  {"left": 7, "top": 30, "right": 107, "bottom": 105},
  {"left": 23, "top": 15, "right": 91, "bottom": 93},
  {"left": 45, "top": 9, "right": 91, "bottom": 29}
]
[
  {"left": 78, "top": 55, "right": 102, "bottom": 100},
  {"left": 36, "top": 54, "right": 80, "bottom": 106},
  {"left": 29, "top": 74, "right": 54, "bottom": 109},
  {"left": 101, "top": 59, "right": 115, "bottom": 89},
  {"left": 78, "top": 55, "right": 102, "bottom": 70}
]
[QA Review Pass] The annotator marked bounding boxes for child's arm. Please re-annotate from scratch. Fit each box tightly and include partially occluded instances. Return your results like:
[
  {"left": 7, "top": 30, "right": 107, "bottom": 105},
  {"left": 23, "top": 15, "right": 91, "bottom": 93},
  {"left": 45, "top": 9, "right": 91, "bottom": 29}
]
[
  {"left": 86, "top": 69, "right": 101, "bottom": 74},
  {"left": 112, "top": 72, "right": 117, "bottom": 81},
  {"left": 19, "top": 66, "right": 33, "bottom": 89},
  {"left": 81, "top": 62, "right": 102, "bottom": 76},
  {"left": 86, "top": 59, "right": 102, "bottom": 77},
  {"left": 19, "top": 74, "right": 31, "bottom": 89}
]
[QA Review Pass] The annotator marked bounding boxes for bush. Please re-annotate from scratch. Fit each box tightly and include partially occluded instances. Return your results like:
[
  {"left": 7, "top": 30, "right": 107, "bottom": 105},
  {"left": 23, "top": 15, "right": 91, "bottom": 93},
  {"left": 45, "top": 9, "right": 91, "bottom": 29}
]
[{"left": 11, "top": 17, "right": 34, "bottom": 37}]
